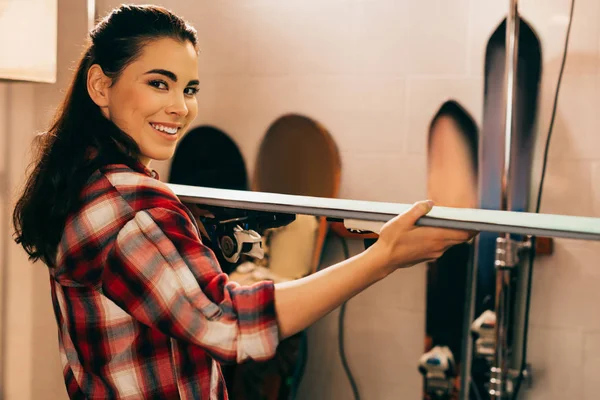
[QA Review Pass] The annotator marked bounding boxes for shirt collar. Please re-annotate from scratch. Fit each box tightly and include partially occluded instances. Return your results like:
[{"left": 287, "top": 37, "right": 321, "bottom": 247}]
[{"left": 132, "top": 159, "right": 160, "bottom": 180}]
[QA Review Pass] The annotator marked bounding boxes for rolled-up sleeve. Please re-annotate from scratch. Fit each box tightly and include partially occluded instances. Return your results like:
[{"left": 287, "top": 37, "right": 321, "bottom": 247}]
[{"left": 101, "top": 205, "right": 280, "bottom": 364}]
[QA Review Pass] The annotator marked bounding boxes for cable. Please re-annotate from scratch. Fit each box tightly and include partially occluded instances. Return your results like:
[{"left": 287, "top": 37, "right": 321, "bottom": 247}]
[
  {"left": 289, "top": 231, "right": 341, "bottom": 399},
  {"left": 511, "top": 0, "right": 575, "bottom": 398},
  {"left": 338, "top": 236, "right": 360, "bottom": 400},
  {"left": 534, "top": 0, "right": 574, "bottom": 216}
]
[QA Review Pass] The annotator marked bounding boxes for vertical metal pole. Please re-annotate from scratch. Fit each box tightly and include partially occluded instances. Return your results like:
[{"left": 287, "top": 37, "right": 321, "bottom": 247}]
[
  {"left": 501, "top": 0, "right": 519, "bottom": 213},
  {"left": 490, "top": 240, "right": 515, "bottom": 399},
  {"left": 490, "top": 0, "right": 519, "bottom": 399}
]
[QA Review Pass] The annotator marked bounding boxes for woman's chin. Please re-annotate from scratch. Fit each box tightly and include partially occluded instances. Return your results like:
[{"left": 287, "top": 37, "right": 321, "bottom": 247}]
[{"left": 142, "top": 147, "right": 177, "bottom": 162}]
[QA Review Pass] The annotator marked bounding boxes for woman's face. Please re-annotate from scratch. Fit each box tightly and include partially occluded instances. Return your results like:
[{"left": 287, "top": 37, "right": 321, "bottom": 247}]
[{"left": 97, "top": 37, "right": 199, "bottom": 165}]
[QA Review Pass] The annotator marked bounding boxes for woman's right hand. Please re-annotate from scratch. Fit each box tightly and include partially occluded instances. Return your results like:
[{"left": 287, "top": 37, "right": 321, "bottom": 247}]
[{"left": 372, "top": 200, "right": 477, "bottom": 274}]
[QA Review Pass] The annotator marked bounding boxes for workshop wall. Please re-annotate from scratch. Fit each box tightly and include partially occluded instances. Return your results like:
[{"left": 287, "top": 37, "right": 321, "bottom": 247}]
[{"left": 1, "top": 0, "right": 600, "bottom": 399}]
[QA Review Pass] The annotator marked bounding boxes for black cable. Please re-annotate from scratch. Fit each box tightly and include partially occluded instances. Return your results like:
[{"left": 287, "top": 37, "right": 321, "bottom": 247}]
[
  {"left": 289, "top": 232, "right": 343, "bottom": 399},
  {"left": 534, "top": 0, "right": 574, "bottom": 216},
  {"left": 511, "top": 0, "right": 575, "bottom": 398},
  {"left": 338, "top": 236, "right": 360, "bottom": 400}
]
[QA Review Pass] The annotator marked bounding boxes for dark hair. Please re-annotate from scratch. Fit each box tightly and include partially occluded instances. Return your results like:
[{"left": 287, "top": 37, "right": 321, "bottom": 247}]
[{"left": 12, "top": 4, "right": 198, "bottom": 268}]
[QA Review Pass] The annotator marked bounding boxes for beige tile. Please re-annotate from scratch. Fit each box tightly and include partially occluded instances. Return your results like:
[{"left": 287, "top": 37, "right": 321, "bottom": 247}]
[
  {"left": 192, "top": 4, "right": 250, "bottom": 75},
  {"left": 339, "top": 152, "right": 427, "bottom": 203},
  {"left": 199, "top": 76, "right": 263, "bottom": 112},
  {"left": 406, "top": 77, "right": 483, "bottom": 155},
  {"left": 202, "top": 74, "right": 405, "bottom": 113},
  {"left": 244, "top": 2, "right": 360, "bottom": 75},
  {"left": 406, "top": 0, "right": 470, "bottom": 75},
  {"left": 353, "top": 0, "right": 409, "bottom": 75},
  {"left": 353, "top": 263, "right": 427, "bottom": 313},
  {"left": 523, "top": 327, "right": 584, "bottom": 400},
  {"left": 193, "top": 75, "right": 219, "bottom": 115},
  {"left": 202, "top": 75, "right": 407, "bottom": 156},
  {"left": 323, "top": 109, "right": 405, "bottom": 154},
  {"left": 529, "top": 239, "right": 600, "bottom": 331},
  {"left": 341, "top": 306, "right": 425, "bottom": 399},
  {"left": 543, "top": 75, "right": 600, "bottom": 161},
  {"left": 583, "top": 331, "right": 600, "bottom": 400},
  {"left": 290, "top": 75, "right": 407, "bottom": 113}
]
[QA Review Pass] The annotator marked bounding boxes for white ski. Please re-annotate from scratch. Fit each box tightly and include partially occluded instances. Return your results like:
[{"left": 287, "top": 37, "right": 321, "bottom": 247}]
[{"left": 168, "top": 183, "right": 600, "bottom": 241}]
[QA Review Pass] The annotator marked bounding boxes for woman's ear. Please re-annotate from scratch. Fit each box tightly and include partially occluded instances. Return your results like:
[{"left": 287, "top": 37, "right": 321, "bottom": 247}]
[{"left": 87, "top": 64, "right": 111, "bottom": 112}]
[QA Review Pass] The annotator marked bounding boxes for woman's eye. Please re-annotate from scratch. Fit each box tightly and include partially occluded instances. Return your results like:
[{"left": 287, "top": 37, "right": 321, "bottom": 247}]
[
  {"left": 185, "top": 87, "right": 200, "bottom": 96},
  {"left": 149, "top": 80, "right": 168, "bottom": 90}
]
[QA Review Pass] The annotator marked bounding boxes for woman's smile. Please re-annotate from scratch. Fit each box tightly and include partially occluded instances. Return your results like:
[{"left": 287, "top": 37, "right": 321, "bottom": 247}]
[{"left": 149, "top": 122, "right": 182, "bottom": 141}]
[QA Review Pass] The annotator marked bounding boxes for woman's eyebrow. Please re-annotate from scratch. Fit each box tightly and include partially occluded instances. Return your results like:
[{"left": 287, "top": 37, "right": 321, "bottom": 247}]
[
  {"left": 145, "top": 68, "right": 177, "bottom": 81},
  {"left": 144, "top": 69, "right": 199, "bottom": 86}
]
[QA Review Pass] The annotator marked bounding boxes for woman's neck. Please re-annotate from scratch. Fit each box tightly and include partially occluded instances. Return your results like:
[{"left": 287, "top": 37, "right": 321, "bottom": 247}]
[{"left": 139, "top": 156, "right": 152, "bottom": 168}]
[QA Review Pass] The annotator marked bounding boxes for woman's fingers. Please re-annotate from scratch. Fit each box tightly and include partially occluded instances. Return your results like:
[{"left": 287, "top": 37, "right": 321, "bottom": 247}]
[
  {"left": 393, "top": 201, "right": 477, "bottom": 242},
  {"left": 401, "top": 200, "right": 435, "bottom": 226}
]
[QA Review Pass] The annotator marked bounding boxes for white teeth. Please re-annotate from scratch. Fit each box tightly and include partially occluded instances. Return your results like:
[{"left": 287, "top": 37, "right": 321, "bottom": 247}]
[{"left": 151, "top": 123, "right": 178, "bottom": 135}]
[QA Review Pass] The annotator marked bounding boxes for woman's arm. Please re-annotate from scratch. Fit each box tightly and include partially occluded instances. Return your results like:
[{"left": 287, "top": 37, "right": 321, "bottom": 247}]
[
  {"left": 274, "top": 200, "right": 475, "bottom": 339},
  {"left": 275, "top": 243, "right": 387, "bottom": 339}
]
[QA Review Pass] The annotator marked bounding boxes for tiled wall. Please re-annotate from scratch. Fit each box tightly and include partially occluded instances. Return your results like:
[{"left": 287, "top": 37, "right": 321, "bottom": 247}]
[{"left": 2, "top": 0, "right": 600, "bottom": 399}]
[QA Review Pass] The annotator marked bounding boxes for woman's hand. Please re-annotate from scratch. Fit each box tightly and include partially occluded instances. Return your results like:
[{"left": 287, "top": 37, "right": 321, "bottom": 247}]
[{"left": 373, "top": 200, "right": 476, "bottom": 274}]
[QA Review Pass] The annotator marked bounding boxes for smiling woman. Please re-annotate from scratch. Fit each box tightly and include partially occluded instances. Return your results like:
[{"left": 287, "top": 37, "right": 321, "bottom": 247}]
[
  {"left": 13, "top": 4, "right": 199, "bottom": 269},
  {"left": 10, "top": 4, "right": 474, "bottom": 400}
]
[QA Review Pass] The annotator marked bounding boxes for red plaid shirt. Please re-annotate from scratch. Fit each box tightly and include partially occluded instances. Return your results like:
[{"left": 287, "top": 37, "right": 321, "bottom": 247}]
[{"left": 49, "top": 163, "right": 280, "bottom": 399}]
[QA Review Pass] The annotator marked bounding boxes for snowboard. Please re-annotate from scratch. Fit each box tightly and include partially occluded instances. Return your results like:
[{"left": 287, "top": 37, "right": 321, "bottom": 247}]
[
  {"left": 466, "top": 16, "right": 542, "bottom": 400},
  {"left": 420, "top": 100, "right": 479, "bottom": 400},
  {"left": 227, "top": 113, "right": 341, "bottom": 400}
]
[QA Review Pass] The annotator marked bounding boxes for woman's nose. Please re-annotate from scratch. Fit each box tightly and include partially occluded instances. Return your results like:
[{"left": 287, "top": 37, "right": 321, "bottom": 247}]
[{"left": 166, "top": 94, "right": 188, "bottom": 117}]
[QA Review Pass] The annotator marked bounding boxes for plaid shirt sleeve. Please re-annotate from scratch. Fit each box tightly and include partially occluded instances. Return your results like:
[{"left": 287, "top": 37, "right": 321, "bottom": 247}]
[{"left": 101, "top": 186, "right": 280, "bottom": 364}]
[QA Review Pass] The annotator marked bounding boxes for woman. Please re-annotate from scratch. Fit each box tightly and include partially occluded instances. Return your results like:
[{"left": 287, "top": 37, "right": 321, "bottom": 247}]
[{"left": 12, "top": 4, "right": 475, "bottom": 399}]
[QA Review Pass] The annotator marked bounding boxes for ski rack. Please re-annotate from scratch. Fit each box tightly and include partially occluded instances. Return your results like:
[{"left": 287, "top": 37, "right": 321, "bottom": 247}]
[{"left": 491, "top": 0, "right": 528, "bottom": 398}]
